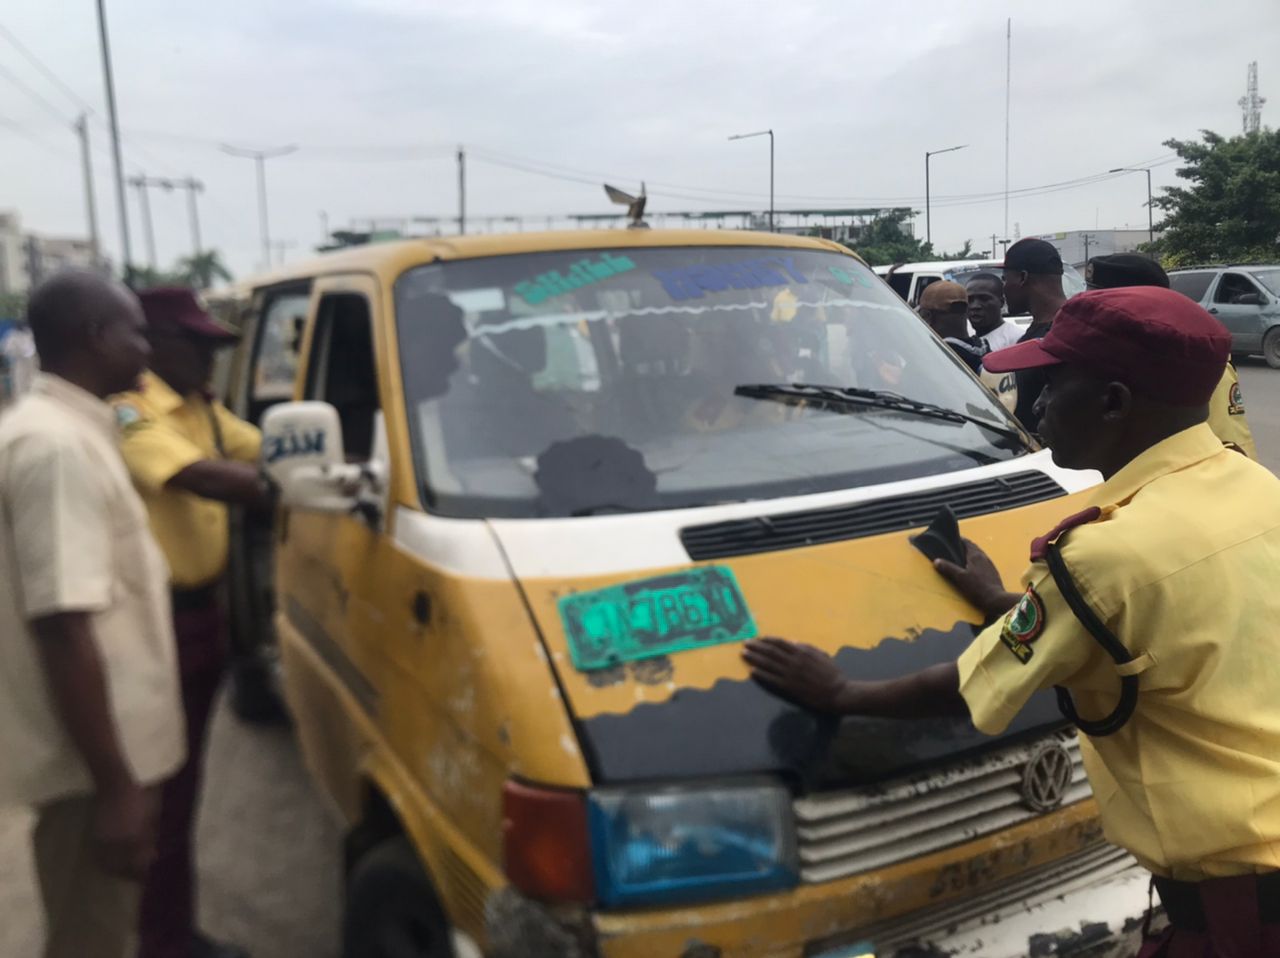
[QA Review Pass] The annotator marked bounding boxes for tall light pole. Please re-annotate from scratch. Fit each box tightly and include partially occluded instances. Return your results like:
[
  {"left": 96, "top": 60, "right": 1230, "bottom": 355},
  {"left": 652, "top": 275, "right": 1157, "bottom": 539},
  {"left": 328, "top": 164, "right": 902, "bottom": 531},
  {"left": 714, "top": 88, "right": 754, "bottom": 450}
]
[
  {"left": 1110, "top": 167, "right": 1154, "bottom": 244},
  {"left": 221, "top": 144, "right": 297, "bottom": 269},
  {"left": 74, "top": 114, "right": 101, "bottom": 268},
  {"left": 729, "top": 129, "right": 774, "bottom": 231},
  {"left": 95, "top": 0, "right": 132, "bottom": 278},
  {"left": 924, "top": 144, "right": 967, "bottom": 248}
]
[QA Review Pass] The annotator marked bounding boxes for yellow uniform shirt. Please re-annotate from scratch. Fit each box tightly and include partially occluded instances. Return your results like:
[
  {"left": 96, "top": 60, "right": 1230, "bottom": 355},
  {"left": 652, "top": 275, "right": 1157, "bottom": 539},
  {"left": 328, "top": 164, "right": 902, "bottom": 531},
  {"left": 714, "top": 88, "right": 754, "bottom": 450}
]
[
  {"left": 1206, "top": 363, "right": 1258, "bottom": 460},
  {"left": 112, "top": 371, "right": 262, "bottom": 589},
  {"left": 958, "top": 423, "right": 1280, "bottom": 880}
]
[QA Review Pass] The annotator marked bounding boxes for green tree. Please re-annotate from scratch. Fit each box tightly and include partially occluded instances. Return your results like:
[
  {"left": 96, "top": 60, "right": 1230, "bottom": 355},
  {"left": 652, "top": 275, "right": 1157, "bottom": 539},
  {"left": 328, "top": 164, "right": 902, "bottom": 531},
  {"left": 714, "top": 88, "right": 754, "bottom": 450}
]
[
  {"left": 844, "top": 210, "right": 976, "bottom": 266},
  {"left": 846, "top": 209, "right": 932, "bottom": 265},
  {"left": 126, "top": 264, "right": 183, "bottom": 290},
  {"left": 174, "top": 250, "right": 233, "bottom": 289},
  {"left": 0, "top": 291, "right": 25, "bottom": 320},
  {"left": 1149, "top": 129, "right": 1280, "bottom": 268}
]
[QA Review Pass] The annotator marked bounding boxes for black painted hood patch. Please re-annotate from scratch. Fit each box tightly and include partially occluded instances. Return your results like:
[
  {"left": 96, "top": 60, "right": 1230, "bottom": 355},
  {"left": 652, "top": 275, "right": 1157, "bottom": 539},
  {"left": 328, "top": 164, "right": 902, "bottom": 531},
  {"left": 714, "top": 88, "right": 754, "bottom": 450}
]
[{"left": 577, "top": 621, "right": 1064, "bottom": 788}]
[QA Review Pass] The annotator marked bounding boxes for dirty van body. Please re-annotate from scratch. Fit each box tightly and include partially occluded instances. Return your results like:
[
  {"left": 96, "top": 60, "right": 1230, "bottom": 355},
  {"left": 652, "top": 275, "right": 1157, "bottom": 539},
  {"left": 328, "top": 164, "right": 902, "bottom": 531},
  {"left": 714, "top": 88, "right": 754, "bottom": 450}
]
[{"left": 224, "top": 231, "right": 1151, "bottom": 958}]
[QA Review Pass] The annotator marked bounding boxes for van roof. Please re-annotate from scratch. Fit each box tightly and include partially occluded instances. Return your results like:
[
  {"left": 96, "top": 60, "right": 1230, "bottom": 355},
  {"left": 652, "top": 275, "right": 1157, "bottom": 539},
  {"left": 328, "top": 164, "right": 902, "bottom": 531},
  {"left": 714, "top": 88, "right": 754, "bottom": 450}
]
[
  {"left": 232, "top": 229, "right": 860, "bottom": 292},
  {"left": 873, "top": 259, "right": 1003, "bottom": 274}
]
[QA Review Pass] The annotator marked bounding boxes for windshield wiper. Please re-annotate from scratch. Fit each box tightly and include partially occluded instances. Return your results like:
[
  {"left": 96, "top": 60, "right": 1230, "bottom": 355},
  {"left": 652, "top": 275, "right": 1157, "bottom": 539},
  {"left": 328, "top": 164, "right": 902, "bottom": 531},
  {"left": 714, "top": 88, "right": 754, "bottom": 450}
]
[{"left": 734, "top": 382, "right": 1028, "bottom": 445}]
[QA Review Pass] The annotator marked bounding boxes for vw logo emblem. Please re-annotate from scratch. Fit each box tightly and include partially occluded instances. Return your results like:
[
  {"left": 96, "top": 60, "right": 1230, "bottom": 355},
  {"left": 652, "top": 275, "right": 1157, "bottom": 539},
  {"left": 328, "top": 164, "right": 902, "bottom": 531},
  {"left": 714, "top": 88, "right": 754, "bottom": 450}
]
[{"left": 1020, "top": 741, "right": 1074, "bottom": 813}]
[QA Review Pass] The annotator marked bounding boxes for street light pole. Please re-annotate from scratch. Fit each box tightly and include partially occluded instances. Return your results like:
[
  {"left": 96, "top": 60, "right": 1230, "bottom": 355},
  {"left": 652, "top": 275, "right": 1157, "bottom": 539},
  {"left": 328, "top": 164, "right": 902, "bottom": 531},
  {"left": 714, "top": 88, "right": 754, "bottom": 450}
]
[
  {"left": 729, "top": 129, "right": 774, "bottom": 231},
  {"left": 924, "top": 144, "right": 968, "bottom": 248},
  {"left": 127, "top": 175, "right": 157, "bottom": 270},
  {"left": 1110, "top": 167, "right": 1154, "bottom": 244},
  {"left": 74, "top": 114, "right": 101, "bottom": 268},
  {"left": 94, "top": 0, "right": 132, "bottom": 278},
  {"left": 221, "top": 144, "right": 298, "bottom": 269}
]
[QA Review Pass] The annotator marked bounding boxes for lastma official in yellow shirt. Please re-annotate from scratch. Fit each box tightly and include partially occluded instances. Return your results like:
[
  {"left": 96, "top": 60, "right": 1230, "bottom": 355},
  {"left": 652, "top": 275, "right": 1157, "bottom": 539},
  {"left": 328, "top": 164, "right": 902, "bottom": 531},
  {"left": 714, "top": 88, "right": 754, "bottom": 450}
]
[
  {"left": 958, "top": 424, "right": 1280, "bottom": 882},
  {"left": 111, "top": 370, "right": 262, "bottom": 589}
]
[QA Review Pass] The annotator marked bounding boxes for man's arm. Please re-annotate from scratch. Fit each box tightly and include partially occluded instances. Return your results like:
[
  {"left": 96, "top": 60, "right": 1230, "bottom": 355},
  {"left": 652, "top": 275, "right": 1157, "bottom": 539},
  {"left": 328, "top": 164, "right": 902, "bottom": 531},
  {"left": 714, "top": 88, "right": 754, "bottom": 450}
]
[
  {"left": 167, "top": 459, "right": 271, "bottom": 507},
  {"left": 31, "top": 616, "right": 156, "bottom": 880},
  {"left": 742, "top": 639, "right": 968, "bottom": 718}
]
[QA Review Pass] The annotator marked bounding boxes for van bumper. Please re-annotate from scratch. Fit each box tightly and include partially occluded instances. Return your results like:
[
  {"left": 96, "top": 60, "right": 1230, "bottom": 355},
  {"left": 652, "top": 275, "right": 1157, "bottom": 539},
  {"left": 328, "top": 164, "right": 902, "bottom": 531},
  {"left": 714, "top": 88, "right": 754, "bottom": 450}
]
[{"left": 486, "top": 842, "right": 1151, "bottom": 958}]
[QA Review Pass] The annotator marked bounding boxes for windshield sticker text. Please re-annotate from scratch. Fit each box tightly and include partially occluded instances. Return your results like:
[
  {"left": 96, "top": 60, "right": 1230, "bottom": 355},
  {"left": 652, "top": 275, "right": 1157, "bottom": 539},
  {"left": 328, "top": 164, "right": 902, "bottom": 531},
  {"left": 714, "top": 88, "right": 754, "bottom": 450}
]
[
  {"left": 514, "top": 253, "right": 636, "bottom": 305},
  {"left": 827, "top": 264, "right": 877, "bottom": 288},
  {"left": 651, "top": 256, "right": 808, "bottom": 301}
]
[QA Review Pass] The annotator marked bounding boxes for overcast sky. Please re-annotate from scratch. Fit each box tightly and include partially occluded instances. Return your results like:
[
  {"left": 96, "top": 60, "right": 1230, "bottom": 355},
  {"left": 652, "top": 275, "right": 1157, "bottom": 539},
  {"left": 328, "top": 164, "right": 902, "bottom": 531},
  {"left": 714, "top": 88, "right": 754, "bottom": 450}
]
[{"left": 1, "top": 0, "right": 1275, "bottom": 278}]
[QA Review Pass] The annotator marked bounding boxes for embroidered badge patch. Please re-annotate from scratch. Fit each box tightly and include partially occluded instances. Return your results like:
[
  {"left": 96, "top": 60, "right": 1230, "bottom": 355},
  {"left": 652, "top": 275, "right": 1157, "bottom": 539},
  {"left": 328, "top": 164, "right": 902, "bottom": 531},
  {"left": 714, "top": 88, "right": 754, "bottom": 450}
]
[
  {"left": 1229, "top": 382, "right": 1246, "bottom": 416},
  {"left": 114, "top": 404, "right": 145, "bottom": 432},
  {"left": 999, "top": 587, "right": 1045, "bottom": 664}
]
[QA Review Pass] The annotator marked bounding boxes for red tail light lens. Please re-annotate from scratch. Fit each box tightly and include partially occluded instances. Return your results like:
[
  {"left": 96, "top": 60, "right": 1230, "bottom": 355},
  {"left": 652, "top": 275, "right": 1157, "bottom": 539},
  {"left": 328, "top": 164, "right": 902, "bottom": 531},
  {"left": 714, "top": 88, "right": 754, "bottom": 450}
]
[{"left": 502, "top": 780, "right": 594, "bottom": 903}]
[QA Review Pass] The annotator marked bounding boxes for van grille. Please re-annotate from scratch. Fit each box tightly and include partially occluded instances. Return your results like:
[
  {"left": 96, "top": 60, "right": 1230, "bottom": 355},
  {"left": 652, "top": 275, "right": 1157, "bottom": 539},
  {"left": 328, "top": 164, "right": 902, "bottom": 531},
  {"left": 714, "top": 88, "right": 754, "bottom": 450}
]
[
  {"left": 806, "top": 842, "right": 1140, "bottom": 957},
  {"left": 680, "top": 471, "right": 1066, "bottom": 560},
  {"left": 794, "top": 731, "right": 1090, "bottom": 885}
]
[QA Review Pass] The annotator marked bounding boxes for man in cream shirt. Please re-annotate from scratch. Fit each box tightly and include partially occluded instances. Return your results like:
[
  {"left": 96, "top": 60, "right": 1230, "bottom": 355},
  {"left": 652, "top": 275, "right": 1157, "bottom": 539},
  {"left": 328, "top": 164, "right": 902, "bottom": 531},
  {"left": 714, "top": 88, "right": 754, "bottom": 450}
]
[{"left": 0, "top": 271, "right": 185, "bottom": 958}]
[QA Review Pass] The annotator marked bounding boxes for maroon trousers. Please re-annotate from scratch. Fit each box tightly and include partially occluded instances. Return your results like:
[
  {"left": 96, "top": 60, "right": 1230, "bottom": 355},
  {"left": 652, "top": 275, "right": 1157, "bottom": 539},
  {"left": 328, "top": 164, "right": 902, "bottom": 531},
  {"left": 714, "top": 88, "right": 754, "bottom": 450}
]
[
  {"left": 1139, "top": 874, "right": 1280, "bottom": 958},
  {"left": 137, "top": 594, "right": 227, "bottom": 958}
]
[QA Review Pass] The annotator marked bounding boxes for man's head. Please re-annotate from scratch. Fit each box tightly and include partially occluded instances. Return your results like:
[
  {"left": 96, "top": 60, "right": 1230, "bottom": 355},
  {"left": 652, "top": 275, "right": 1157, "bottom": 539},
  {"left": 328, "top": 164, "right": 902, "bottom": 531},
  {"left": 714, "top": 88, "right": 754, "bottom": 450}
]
[
  {"left": 26, "top": 270, "right": 151, "bottom": 397},
  {"left": 965, "top": 272, "right": 1006, "bottom": 336},
  {"left": 1000, "top": 238, "right": 1064, "bottom": 315},
  {"left": 138, "top": 287, "right": 238, "bottom": 395},
  {"left": 1085, "top": 253, "right": 1169, "bottom": 290},
  {"left": 917, "top": 281, "right": 969, "bottom": 340},
  {"left": 984, "top": 287, "right": 1228, "bottom": 474}
]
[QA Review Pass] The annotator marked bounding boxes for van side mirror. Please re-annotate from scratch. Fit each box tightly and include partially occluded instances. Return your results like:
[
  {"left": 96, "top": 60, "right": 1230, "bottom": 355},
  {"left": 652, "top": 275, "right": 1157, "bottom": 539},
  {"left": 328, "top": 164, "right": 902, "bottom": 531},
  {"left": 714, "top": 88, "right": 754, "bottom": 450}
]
[
  {"left": 1234, "top": 292, "right": 1265, "bottom": 306},
  {"left": 261, "top": 401, "right": 360, "bottom": 512}
]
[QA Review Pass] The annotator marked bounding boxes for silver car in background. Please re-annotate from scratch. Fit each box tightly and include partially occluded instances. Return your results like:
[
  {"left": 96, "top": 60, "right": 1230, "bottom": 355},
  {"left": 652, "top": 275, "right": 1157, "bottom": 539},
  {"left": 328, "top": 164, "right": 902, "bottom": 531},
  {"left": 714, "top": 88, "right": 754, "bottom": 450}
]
[{"left": 1169, "top": 265, "right": 1280, "bottom": 367}]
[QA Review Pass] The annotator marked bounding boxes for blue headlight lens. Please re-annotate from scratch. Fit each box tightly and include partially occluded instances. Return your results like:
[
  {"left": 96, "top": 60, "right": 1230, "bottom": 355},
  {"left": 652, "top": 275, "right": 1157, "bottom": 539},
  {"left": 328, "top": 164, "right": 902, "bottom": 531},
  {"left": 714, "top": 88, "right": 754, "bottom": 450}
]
[{"left": 588, "top": 781, "right": 797, "bottom": 907}]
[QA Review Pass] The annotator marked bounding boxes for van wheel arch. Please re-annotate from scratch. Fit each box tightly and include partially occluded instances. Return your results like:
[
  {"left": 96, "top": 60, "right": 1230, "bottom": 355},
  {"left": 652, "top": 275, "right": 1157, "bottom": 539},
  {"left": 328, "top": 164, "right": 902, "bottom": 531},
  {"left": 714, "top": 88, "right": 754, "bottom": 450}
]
[{"left": 343, "top": 834, "right": 454, "bottom": 958}]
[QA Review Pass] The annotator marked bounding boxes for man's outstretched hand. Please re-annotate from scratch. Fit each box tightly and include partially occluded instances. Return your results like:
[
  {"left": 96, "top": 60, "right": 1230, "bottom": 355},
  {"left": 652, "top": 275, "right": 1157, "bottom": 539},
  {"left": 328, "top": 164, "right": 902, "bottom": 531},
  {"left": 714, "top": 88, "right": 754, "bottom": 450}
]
[
  {"left": 742, "top": 638, "right": 852, "bottom": 715},
  {"left": 933, "top": 538, "right": 1020, "bottom": 620}
]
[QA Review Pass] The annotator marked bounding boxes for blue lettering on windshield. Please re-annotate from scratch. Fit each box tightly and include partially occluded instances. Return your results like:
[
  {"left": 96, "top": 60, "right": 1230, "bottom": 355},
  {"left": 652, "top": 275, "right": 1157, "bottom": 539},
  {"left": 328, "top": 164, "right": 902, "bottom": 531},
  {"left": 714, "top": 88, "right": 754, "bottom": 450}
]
[
  {"left": 514, "top": 252, "right": 636, "bottom": 305},
  {"left": 651, "top": 256, "right": 809, "bottom": 301}
]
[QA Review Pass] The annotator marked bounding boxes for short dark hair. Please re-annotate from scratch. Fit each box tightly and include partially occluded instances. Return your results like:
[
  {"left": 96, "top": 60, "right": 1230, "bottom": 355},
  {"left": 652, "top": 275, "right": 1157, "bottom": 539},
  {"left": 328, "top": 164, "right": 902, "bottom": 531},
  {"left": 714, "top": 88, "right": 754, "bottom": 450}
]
[
  {"left": 25, "top": 270, "right": 125, "bottom": 364},
  {"left": 965, "top": 271, "right": 1004, "bottom": 293}
]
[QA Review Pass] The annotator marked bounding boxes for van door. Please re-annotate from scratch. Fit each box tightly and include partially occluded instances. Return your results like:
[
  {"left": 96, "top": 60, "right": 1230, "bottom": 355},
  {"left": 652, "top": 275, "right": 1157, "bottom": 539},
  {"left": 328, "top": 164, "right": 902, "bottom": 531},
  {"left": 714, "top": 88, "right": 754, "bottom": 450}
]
[
  {"left": 278, "top": 275, "right": 391, "bottom": 738},
  {"left": 225, "top": 283, "right": 312, "bottom": 721},
  {"left": 1207, "top": 271, "right": 1269, "bottom": 354}
]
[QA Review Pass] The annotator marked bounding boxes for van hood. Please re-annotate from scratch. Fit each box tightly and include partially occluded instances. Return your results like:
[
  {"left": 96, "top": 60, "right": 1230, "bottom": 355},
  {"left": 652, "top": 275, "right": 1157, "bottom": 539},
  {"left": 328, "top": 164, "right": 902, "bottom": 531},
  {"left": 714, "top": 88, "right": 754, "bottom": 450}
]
[{"left": 490, "top": 457, "right": 1096, "bottom": 787}]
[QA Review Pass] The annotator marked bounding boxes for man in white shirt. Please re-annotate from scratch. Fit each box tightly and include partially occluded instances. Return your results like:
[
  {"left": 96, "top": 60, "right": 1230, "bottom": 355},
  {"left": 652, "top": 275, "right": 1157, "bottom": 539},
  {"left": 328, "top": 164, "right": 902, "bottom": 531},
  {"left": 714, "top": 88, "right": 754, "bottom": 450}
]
[
  {"left": 0, "top": 271, "right": 185, "bottom": 958},
  {"left": 965, "top": 272, "right": 1021, "bottom": 351}
]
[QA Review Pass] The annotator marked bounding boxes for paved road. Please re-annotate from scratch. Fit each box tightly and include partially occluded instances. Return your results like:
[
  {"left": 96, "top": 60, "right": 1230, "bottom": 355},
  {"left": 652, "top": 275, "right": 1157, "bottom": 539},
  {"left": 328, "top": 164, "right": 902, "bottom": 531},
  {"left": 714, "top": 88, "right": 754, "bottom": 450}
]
[
  {"left": 3, "top": 361, "right": 1279, "bottom": 957},
  {"left": 1238, "top": 358, "right": 1280, "bottom": 473},
  {"left": 0, "top": 700, "right": 342, "bottom": 958}
]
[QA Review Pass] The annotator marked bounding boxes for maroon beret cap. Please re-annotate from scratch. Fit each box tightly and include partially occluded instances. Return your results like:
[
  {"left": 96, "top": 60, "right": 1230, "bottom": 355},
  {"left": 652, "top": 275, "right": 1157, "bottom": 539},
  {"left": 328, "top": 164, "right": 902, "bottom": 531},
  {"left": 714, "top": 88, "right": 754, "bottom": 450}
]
[
  {"left": 983, "top": 286, "right": 1229, "bottom": 405},
  {"left": 137, "top": 287, "right": 237, "bottom": 342}
]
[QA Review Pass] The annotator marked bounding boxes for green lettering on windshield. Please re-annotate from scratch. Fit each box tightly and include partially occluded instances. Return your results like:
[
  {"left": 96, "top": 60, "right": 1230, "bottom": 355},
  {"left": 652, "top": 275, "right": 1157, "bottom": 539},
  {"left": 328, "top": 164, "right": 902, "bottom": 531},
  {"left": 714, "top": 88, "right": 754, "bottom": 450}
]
[
  {"left": 559, "top": 566, "right": 757, "bottom": 671},
  {"left": 514, "top": 253, "right": 636, "bottom": 305}
]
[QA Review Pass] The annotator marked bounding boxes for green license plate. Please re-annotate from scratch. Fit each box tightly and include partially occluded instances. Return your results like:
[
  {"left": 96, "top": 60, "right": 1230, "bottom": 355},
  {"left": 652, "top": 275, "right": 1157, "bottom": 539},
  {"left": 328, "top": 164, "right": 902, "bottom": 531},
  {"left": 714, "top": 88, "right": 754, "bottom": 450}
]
[{"left": 558, "top": 566, "right": 757, "bottom": 672}]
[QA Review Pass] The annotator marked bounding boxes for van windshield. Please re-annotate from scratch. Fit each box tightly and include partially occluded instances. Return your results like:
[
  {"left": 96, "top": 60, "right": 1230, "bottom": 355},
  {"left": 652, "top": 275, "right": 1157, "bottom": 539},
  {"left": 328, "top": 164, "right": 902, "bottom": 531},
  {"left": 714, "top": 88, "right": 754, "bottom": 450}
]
[{"left": 394, "top": 246, "right": 1031, "bottom": 519}]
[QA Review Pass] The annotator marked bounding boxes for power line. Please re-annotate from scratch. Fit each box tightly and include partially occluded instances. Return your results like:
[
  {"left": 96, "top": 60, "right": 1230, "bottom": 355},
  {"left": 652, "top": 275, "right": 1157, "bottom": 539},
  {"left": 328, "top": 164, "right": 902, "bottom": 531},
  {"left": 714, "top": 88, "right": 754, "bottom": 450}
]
[
  {"left": 0, "top": 59, "right": 74, "bottom": 124},
  {"left": 0, "top": 20, "right": 97, "bottom": 116}
]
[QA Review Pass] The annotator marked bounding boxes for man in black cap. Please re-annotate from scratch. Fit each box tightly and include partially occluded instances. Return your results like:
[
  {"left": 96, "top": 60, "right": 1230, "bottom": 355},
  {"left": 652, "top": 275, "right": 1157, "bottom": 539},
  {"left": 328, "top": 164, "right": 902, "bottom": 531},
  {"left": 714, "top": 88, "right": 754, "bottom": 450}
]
[
  {"left": 992, "top": 238, "right": 1068, "bottom": 431},
  {"left": 1087, "top": 252, "right": 1258, "bottom": 459}
]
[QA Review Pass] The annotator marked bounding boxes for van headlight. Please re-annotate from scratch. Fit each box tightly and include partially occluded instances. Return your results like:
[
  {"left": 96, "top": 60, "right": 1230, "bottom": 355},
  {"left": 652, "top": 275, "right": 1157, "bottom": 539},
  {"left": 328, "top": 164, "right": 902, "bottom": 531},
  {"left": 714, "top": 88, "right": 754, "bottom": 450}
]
[{"left": 588, "top": 780, "right": 797, "bottom": 907}]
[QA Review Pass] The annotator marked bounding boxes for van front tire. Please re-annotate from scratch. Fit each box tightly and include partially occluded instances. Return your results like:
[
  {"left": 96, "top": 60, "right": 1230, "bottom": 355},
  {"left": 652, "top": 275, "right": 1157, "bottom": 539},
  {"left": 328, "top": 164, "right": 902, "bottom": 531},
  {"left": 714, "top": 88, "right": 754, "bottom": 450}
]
[{"left": 343, "top": 837, "right": 454, "bottom": 958}]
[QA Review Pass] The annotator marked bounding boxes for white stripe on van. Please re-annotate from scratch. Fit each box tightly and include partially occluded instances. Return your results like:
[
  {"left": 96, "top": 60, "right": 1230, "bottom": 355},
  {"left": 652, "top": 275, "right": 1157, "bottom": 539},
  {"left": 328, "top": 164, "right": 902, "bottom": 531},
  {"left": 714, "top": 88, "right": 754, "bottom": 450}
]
[{"left": 391, "top": 451, "right": 1099, "bottom": 581}]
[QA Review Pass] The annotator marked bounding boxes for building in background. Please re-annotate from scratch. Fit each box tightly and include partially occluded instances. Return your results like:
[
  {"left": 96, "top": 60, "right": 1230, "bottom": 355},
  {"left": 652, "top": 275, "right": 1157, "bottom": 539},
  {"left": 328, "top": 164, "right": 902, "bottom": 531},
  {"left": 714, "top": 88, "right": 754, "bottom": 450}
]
[
  {"left": 1034, "top": 229, "right": 1153, "bottom": 268},
  {"left": 0, "top": 210, "right": 104, "bottom": 297}
]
